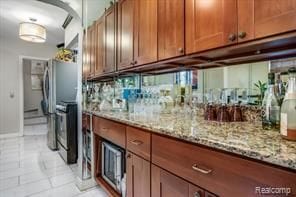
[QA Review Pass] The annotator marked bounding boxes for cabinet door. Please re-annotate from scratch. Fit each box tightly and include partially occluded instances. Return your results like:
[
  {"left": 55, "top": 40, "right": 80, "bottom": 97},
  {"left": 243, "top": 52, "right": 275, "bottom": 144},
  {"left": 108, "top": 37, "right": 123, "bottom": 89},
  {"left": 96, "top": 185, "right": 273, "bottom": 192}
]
[
  {"left": 185, "top": 0, "right": 237, "bottom": 54},
  {"left": 158, "top": 0, "right": 185, "bottom": 60},
  {"left": 126, "top": 152, "right": 150, "bottom": 197},
  {"left": 205, "top": 192, "right": 218, "bottom": 197},
  {"left": 117, "top": 0, "right": 134, "bottom": 70},
  {"left": 89, "top": 24, "right": 96, "bottom": 77},
  {"left": 82, "top": 32, "right": 89, "bottom": 79},
  {"left": 151, "top": 165, "right": 188, "bottom": 197},
  {"left": 105, "top": 5, "right": 116, "bottom": 73},
  {"left": 95, "top": 17, "right": 104, "bottom": 76},
  {"left": 134, "top": 0, "right": 157, "bottom": 66},
  {"left": 189, "top": 184, "right": 205, "bottom": 197},
  {"left": 254, "top": 0, "right": 296, "bottom": 39},
  {"left": 237, "top": 0, "right": 254, "bottom": 42}
]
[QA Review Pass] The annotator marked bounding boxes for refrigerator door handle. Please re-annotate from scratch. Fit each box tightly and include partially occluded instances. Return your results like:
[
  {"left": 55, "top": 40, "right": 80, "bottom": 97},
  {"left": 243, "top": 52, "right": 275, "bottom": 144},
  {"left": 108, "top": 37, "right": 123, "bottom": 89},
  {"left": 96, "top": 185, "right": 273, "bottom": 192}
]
[{"left": 43, "top": 67, "right": 48, "bottom": 104}]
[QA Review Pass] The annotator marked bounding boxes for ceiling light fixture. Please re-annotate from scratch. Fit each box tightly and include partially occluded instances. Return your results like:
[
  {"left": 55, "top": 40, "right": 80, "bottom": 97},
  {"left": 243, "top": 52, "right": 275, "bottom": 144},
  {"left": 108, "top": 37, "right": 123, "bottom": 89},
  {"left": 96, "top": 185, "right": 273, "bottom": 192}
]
[{"left": 19, "top": 18, "right": 46, "bottom": 43}]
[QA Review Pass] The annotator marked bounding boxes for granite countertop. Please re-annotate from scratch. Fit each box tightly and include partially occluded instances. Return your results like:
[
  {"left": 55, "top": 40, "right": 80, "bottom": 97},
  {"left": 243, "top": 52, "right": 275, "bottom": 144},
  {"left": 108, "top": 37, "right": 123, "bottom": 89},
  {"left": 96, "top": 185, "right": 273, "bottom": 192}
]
[{"left": 84, "top": 109, "right": 296, "bottom": 171}]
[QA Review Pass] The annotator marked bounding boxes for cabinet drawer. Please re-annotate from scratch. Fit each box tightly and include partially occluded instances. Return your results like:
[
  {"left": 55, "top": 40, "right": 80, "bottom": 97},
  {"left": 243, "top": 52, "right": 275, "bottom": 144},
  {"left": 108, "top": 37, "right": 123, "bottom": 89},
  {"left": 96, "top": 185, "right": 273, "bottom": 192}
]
[
  {"left": 126, "top": 127, "right": 151, "bottom": 161},
  {"left": 152, "top": 134, "right": 296, "bottom": 197},
  {"left": 93, "top": 116, "right": 126, "bottom": 148}
]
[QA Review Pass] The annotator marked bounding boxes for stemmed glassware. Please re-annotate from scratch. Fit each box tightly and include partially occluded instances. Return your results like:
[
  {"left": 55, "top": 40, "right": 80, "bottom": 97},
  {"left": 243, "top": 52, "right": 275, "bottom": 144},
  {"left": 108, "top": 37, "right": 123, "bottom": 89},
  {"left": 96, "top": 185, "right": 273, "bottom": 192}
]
[
  {"left": 230, "top": 88, "right": 243, "bottom": 122},
  {"left": 204, "top": 89, "right": 216, "bottom": 121},
  {"left": 217, "top": 88, "right": 230, "bottom": 122}
]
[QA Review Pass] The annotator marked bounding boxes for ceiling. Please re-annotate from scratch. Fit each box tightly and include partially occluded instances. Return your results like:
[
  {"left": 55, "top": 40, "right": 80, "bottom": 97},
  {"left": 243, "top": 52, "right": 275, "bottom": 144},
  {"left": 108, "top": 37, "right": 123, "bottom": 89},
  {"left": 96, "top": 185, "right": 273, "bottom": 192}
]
[
  {"left": 61, "top": 0, "right": 108, "bottom": 27},
  {"left": 0, "top": 0, "right": 68, "bottom": 45},
  {"left": 84, "top": 0, "right": 106, "bottom": 27}
]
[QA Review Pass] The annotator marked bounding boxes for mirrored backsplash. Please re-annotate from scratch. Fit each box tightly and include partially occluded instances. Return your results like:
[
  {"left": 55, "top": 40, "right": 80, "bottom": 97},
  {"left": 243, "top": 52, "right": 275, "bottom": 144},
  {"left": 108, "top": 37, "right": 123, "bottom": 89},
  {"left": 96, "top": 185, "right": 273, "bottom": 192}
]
[
  {"left": 140, "top": 61, "right": 270, "bottom": 106},
  {"left": 83, "top": 59, "right": 295, "bottom": 123}
]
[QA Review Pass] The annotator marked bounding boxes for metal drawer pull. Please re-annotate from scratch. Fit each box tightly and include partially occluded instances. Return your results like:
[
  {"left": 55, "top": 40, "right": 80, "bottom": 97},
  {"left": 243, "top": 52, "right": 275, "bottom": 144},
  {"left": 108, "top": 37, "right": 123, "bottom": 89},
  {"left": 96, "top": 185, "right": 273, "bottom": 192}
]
[
  {"left": 192, "top": 164, "right": 212, "bottom": 174},
  {"left": 101, "top": 128, "right": 109, "bottom": 131},
  {"left": 194, "top": 191, "right": 201, "bottom": 197},
  {"left": 131, "top": 140, "right": 143, "bottom": 146}
]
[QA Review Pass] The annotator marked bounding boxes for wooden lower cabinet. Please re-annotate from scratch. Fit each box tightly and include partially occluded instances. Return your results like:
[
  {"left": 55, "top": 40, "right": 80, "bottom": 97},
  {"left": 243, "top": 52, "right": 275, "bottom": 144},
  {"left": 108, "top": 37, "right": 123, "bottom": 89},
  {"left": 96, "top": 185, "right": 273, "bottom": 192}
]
[
  {"left": 189, "top": 184, "right": 205, "bottom": 197},
  {"left": 92, "top": 117, "right": 295, "bottom": 197},
  {"left": 126, "top": 126, "right": 151, "bottom": 161},
  {"left": 152, "top": 165, "right": 188, "bottom": 197},
  {"left": 152, "top": 165, "right": 217, "bottom": 197},
  {"left": 152, "top": 134, "right": 296, "bottom": 197},
  {"left": 126, "top": 152, "right": 150, "bottom": 197},
  {"left": 92, "top": 117, "right": 126, "bottom": 148}
]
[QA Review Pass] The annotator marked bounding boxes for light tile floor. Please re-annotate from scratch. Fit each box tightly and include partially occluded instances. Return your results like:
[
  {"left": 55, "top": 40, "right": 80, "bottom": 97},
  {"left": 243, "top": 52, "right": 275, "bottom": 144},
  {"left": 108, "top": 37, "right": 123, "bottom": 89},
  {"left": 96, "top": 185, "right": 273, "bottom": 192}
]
[{"left": 0, "top": 135, "right": 107, "bottom": 197}]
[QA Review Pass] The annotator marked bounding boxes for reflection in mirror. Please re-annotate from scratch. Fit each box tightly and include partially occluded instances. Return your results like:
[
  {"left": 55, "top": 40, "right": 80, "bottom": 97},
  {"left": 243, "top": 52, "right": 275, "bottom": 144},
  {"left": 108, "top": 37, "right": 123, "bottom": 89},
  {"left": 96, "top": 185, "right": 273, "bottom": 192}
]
[
  {"left": 141, "top": 61, "right": 272, "bottom": 106},
  {"left": 195, "top": 61, "right": 269, "bottom": 105}
]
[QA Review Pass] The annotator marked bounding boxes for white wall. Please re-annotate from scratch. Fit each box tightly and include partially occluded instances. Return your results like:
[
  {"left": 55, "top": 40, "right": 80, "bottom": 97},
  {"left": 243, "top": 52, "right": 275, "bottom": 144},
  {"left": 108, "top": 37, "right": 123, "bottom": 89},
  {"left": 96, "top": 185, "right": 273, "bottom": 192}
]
[
  {"left": 0, "top": 36, "right": 57, "bottom": 135},
  {"left": 65, "top": 18, "right": 81, "bottom": 48}
]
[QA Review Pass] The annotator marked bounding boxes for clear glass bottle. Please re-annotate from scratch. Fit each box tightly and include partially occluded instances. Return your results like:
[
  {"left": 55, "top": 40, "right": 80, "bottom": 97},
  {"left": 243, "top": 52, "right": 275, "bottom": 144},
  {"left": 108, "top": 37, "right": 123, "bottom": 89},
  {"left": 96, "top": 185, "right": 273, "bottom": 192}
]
[
  {"left": 280, "top": 67, "right": 296, "bottom": 141},
  {"left": 275, "top": 73, "right": 286, "bottom": 105},
  {"left": 262, "top": 73, "right": 280, "bottom": 130}
]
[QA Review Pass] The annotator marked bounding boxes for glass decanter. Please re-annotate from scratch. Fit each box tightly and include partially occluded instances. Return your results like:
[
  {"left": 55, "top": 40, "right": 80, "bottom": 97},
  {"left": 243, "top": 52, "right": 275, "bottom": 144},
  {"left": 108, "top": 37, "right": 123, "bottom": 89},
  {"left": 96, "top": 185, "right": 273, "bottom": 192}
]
[{"left": 280, "top": 67, "right": 296, "bottom": 141}]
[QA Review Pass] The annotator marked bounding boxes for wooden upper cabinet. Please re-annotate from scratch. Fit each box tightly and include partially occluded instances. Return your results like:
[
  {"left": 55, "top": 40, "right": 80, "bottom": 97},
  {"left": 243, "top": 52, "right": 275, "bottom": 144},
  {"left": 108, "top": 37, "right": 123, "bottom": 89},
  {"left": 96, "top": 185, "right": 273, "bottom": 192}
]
[
  {"left": 126, "top": 152, "right": 150, "bottom": 197},
  {"left": 82, "top": 32, "right": 89, "bottom": 79},
  {"left": 238, "top": 0, "right": 296, "bottom": 41},
  {"left": 158, "top": 0, "right": 185, "bottom": 60},
  {"left": 254, "top": 0, "right": 296, "bottom": 38},
  {"left": 134, "top": 0, "right": 158, "bottom": 66},
  {"left": 95, "top": 17, "right": 105, "bottom": 76},
  {"left": 185, "top": 0, "right": 237, "bottom": 54},
  {"left": 105, "top": 4, "right": 117, "bottom": 73},
  {"left": 117, "top": 0, "right": 134, "bottom": 70},
  {"left": 89, "top": 24, "right": 96, "bottom": 77},
  {"left": 237, "top": 0, "right": 255, "bottom": 42}
]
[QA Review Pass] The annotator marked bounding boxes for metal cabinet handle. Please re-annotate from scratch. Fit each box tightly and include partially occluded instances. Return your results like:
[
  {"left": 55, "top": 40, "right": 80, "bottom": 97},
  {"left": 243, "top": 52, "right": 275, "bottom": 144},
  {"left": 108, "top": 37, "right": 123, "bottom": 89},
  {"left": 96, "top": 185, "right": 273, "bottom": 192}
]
[
  {"left": 178, "top": 47, "right": 184, "bottom": 53},
  {"left": 192, "top": 164, "right": 212, "bottom": 174},
  {"left": 228, "top": 33, "right": 236, "bottom": 42},
  {"left": 194, "top": 191, "right": 201, "bottom": 197},
  {"left": 127, "top": 153, "right": 131, "bottom": 158},
  {"left": 238, "top": 31, "right": 247, "bottom": 39},
  {"left": 101, "top": 127, "right": 109, "bottom": 131},
  {"left": 131, "top": 140, "right": 143, "bottom": 146}
]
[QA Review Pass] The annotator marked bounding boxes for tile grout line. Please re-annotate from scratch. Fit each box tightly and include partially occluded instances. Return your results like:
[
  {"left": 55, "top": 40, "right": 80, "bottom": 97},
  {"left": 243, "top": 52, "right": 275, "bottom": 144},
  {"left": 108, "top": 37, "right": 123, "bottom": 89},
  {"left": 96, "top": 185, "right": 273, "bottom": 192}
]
[
  {"left": 0, "top": 135, "right": 103, "bottom": 197},
  {"left": 25, "top": 181, "right": 79, "bottom": 197}
]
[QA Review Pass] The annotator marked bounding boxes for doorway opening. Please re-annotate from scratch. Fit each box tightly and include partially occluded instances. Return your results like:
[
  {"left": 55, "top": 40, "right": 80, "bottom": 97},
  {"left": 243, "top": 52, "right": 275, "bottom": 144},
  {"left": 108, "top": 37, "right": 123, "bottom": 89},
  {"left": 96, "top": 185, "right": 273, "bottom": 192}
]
[{"left": 21, "top": 57, "right": 49, "bottom": 136}]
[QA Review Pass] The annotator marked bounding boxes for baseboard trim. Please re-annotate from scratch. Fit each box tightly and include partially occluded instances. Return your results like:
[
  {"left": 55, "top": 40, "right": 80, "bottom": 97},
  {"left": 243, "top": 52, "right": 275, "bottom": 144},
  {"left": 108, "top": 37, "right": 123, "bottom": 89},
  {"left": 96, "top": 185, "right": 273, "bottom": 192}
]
[{"left": 0, "top": 132, "right": 21, "bottom": 139}]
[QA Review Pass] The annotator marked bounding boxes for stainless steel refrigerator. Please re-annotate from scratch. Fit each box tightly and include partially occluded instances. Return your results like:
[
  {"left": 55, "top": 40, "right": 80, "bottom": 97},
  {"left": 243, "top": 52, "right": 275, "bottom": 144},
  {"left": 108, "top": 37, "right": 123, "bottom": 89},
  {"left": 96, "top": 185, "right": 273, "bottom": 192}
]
[{"left": 43, "top": 59, "right": 78, "bottom": 150}]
